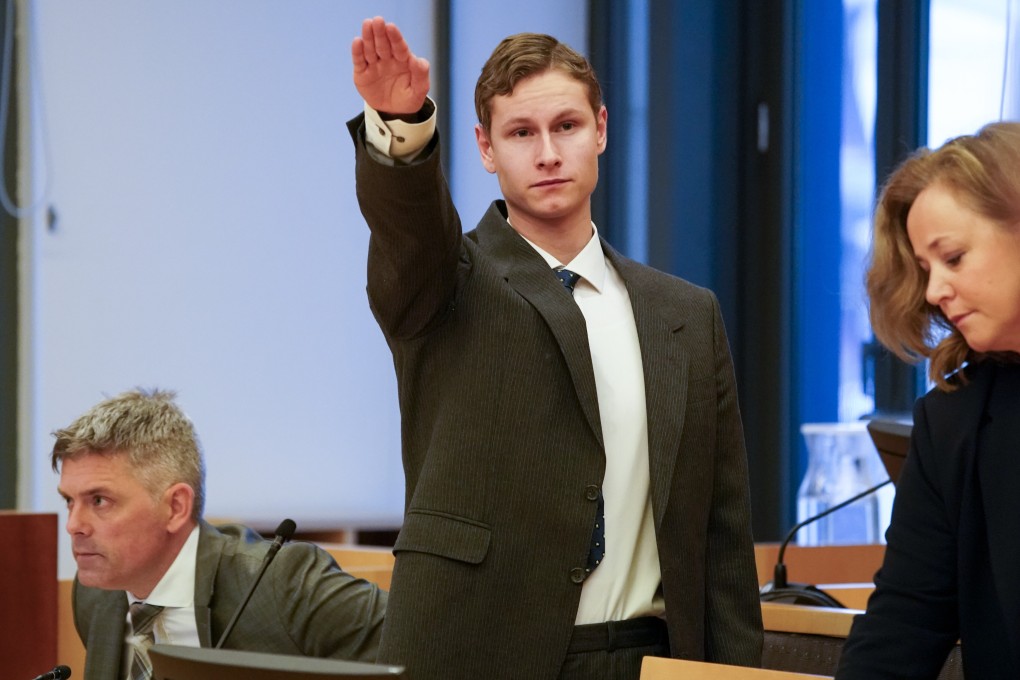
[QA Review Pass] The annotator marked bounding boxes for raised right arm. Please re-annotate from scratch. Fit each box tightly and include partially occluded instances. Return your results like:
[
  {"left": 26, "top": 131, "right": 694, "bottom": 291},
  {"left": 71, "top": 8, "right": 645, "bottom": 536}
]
[{"left": 349, "top": 18, "right": 461, "bottom": 341}]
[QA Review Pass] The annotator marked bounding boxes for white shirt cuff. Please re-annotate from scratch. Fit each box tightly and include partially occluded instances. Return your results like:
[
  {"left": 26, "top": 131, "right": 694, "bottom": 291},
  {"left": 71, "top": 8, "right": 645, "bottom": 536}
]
[{"left": 364, "top": 99, "right": 437, "bottom": 163}]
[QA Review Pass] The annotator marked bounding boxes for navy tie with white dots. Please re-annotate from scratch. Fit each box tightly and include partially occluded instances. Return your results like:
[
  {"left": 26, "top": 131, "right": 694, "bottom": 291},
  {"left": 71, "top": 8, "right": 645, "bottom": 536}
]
[
  {"left": 554, "top": 267, "right": 581, "bottom": 293},
  {"left": 554, "top": 266, "right": 605, "bottom": 574}
]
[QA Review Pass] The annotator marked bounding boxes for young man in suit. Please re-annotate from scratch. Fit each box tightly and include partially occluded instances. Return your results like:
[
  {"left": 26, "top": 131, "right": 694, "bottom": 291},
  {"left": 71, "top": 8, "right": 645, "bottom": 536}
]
[
  {"left": 54, "top": 388, "right": 387, "bottom": 680},
  {"left": 348, "top": 16, "right": 762, "bottom": 680}
]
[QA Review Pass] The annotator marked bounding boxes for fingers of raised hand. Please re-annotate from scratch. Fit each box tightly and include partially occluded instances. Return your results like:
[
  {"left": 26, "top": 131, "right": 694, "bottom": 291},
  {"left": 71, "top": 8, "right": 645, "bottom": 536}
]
[
  {"left": 373, "top": 17, "right": 394, "bottom": 60},
  {"left": 358, "top": 19, "right": 373, "bottom": 64},
  {"left": 351, "top": 37, "right": 367, "bottom": 72},
  {"left": 386, "top": 23, "right": 410, "bottom": 62},
  {"left": 355, "top": 17, "right": 413, "bottom": 70}
]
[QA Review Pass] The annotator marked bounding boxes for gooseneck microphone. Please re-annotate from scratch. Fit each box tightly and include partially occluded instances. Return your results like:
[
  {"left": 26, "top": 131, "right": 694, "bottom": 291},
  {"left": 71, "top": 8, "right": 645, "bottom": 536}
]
[
  {"left": 759, "top": 479, "right": 892, "bottom": 608},
  {"left": 31, "top": 665, "right": 71, "bottom": 680},
  {"left": 215, "top": 518, "right": 297, "bottom": 649}
]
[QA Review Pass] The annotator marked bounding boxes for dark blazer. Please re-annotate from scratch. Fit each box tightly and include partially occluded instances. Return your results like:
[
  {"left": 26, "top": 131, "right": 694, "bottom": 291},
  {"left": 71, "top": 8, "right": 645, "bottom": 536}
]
[
  {"left": 349, "top": 117, "right": 762, "bottom": 680},
  {"left": 836, "top": 360, "right": 1020, "bottom": 679},
  {"left": 72, "top": 521, "right": 387, "bottom": 680}
]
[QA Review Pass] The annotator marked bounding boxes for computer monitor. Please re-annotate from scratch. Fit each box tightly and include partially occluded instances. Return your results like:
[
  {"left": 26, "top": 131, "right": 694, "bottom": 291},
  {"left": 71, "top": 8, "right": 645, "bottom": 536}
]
[
  {"left": 149, "top": 645, "right": 405, "bottom": 680},
  {"left": 866, "top": 418, "right": 912, "bottom": 485}
]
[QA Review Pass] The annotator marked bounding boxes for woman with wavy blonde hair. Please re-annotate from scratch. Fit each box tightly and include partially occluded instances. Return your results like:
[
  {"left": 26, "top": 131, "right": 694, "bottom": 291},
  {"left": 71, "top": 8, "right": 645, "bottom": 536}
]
[
  {"left": 866, "top": 121, "right": 1020, "bottom": 388},
  {"left": 837, "top": 121, "right": 1020, "bottom": 679}
]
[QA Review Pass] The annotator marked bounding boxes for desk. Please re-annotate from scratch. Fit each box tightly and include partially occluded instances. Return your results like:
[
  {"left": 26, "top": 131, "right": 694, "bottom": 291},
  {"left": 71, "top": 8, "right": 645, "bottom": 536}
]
[
  {"left": 762, "top": 602, "right": 858, "bottom": 637},
  {"left": 760, "top": 602, "right": 964, "bottom": 679},
  {"left": 760, "top": 602, "right": 857, "bottom": 675},
  {"left": 0, "top": 512, "right": 58, "bottom": 678},
  {"left": 642, "top": 656, "right": 829, "bottom": 678},
  {"left": 754, "top": 543, "right": 886, "bottom": 588},
  {"left": 321, "top": 542, "right": 395, "bottom": 590},
  {"left": 813, "top": 583, "right": 873, "bottom": 610}
]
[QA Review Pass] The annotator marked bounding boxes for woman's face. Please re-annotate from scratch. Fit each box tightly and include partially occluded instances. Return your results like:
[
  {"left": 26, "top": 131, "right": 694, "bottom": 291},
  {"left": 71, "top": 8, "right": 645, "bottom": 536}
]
[{"left": 907, "top": 182, "right": 1020, "bottom": 354}]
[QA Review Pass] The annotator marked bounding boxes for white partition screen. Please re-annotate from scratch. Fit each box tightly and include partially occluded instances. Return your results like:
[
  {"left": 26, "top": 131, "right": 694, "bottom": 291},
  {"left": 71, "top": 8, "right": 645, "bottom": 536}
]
[{"left": 19, "top": 1, "right": 435, "bottom": 578}]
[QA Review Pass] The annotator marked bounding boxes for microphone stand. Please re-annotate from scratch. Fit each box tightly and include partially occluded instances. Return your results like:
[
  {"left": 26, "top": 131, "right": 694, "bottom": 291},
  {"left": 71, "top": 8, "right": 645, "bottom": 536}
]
[
  {"left": 760, "top": 479, "right": 892, "bottom": 608},
  {"left": 30, "top": 666, "right": 71, "bottom": 680},
  {"left": 215, "top": 519, "right": 296, "bottom": 649}
]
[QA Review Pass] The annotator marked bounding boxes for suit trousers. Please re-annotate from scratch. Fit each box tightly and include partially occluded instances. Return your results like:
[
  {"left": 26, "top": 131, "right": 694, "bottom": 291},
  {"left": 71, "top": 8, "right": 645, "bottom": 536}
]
[{"left": 557, "top": 617, "right": 670, "bottom": 680}]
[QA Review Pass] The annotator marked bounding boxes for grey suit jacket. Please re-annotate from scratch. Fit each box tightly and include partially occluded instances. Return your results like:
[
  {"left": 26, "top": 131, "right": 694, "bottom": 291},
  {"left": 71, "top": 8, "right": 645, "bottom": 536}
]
[
  {"left": 349, "top": 117, "right": 762, "bottom": 680},
  {"left": 837, "top": 360, "right": 1020, "bottom": 679},
  {"left": 72, "top": 521, "right": 387, "bottom": 680}
]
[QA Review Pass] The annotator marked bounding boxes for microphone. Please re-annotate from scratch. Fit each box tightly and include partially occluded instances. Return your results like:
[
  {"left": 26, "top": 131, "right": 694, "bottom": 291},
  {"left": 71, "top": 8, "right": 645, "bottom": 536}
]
[
  {"left": 31, "top": 666, "right": 71, "bottom": 680},
  {"left": 759, "top": 479, "right": 892, "bottom": 608},
  {"left": 215, "top": 518, "right": 297, "bottom": 649}
]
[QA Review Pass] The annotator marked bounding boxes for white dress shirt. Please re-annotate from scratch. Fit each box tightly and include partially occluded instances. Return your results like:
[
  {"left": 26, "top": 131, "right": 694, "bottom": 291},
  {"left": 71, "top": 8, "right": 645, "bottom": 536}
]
[
  {"left": 522, "top": 231, "right": 664, "bottom": 624},
  {"left": 123, "top": 523, "right": 201, "bottom": 669}
]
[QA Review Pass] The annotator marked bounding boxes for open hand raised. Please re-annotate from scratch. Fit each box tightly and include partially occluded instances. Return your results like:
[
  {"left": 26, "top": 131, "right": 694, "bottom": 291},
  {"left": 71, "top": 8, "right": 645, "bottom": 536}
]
[{"left": 351, "top": 17, "right": 431, "bottom": 116}]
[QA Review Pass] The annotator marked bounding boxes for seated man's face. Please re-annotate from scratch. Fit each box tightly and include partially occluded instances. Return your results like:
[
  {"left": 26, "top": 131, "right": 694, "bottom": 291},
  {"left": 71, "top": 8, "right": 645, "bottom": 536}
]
[{"left": 59, "top": 452, "right": 178, "bottom": 597}]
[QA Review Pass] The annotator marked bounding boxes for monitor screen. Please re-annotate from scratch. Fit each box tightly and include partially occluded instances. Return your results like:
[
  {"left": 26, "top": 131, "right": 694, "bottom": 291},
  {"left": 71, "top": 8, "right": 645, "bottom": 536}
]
[
  {"left": 866, "top": 418, "right": 912, "bottom": 485},
  {"left": 149, "top": 645, "right": 404, "bottom": 680}
]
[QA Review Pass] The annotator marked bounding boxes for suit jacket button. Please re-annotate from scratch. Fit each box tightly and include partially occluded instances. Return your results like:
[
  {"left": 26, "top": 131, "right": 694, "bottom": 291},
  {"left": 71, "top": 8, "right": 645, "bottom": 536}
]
[
  {"left": 585, "top": 485, "right": 600, "bottom": 501},
  {"left": 569, "top": 567, "right": 587, "bottom": 584}
]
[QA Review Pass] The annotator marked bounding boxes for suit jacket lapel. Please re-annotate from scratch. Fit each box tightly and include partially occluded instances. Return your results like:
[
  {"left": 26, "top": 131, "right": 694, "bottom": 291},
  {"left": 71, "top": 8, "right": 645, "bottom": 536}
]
[
  {"left": 607, "top": 247, "right": 689, "bottom": 527},
  {"left": 84, "top": 590, "right": 129, "bottom": 680},
  {"left": 471, "top": 205, "right": 694, "bottom": 504},
  {"left": 193, "top": 521, "right": 223, "bottom": 648},
  {"left": 473, "top": 203, "right": 604, "bottom": 446},
  {"left": 976, "top": 364, "right": 1020, "bottom": 648}
]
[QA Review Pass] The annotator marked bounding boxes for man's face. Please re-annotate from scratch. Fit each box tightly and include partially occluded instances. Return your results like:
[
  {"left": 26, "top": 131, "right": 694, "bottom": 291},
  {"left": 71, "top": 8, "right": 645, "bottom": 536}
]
[
  {"left": 475, "top": 69, "right": 607, "bottom": 236},
  {"left": 59, "top": 452, "right": 180, "bottom": 597}
]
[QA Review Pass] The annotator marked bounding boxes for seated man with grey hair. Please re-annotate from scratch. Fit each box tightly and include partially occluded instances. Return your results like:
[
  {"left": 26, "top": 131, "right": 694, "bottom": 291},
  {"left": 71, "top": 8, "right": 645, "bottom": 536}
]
[{"left": 54, "top": 388, "right": 387, "bottom": 680}]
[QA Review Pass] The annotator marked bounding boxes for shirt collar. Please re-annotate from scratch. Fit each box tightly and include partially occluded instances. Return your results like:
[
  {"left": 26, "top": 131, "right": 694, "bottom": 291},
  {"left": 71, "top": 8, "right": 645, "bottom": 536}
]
[
  {"left": 126, "top": 524, "right": 199, "bottom": 608},
  {"left": 519, "top": 222, "right": 607, "bottom": 294}
]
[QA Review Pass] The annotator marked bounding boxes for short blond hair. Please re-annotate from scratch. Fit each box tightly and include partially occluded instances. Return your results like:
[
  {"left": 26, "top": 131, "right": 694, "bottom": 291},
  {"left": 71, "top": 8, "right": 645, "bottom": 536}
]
[{"left": 52, "top": 389, "right": 206, "bottom": 518}]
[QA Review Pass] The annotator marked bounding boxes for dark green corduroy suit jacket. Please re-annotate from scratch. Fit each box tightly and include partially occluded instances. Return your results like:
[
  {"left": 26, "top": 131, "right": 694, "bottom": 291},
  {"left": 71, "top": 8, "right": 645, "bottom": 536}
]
[
  {"left": 349, "top": 115, "right": 762, "bottom": 680},
  {"left": 73, "top": 521, "right": 387, "bottom": 679}
]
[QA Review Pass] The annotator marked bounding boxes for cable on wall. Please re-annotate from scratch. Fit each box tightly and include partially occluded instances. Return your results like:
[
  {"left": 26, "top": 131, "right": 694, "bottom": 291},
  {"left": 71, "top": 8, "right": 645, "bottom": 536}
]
[{"left": 0, "top": 0, "right": 52, "bottom": 219}]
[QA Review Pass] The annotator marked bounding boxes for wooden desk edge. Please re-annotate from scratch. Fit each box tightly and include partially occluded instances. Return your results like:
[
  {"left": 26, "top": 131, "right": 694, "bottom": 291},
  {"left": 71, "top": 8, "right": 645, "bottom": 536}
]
[
  {"left": 642, "top": 656, "right": 832, "bottom": 679},
  {"left": 761, "top": 601, "right": 863, "bottom": 638}
]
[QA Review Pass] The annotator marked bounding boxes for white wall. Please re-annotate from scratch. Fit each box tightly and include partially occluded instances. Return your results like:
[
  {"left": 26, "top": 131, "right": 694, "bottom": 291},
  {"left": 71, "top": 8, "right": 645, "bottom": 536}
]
[
  {"left": 927, "top": 0, "right": 1013, "bottom": 145},
  {"left": 19, "top": 0, "right": 434, "bottom": 579},
  {"left": 18, "top": 0, "right": 587, "bottom": 581}
]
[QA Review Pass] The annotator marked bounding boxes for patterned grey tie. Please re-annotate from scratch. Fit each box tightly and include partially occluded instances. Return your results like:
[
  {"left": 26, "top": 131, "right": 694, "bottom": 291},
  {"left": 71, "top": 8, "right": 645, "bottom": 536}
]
[
  {"left": 554, "top": 266, "right": 606, "bottom": 574},
  {"left": 127, "top": 601, "right": 164, "bottom": 680}
]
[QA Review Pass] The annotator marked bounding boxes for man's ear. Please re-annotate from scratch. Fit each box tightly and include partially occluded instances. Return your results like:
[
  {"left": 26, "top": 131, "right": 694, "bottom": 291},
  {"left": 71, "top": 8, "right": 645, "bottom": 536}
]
[
  {"left": 596, "top": 105, "right": 608, "bottom": 155},
  {"left": 475, "top": 123, "right": 497, "bottom": 174},
  {"left": 163, "top": 482, "right": 195, "bottom": 533}
]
